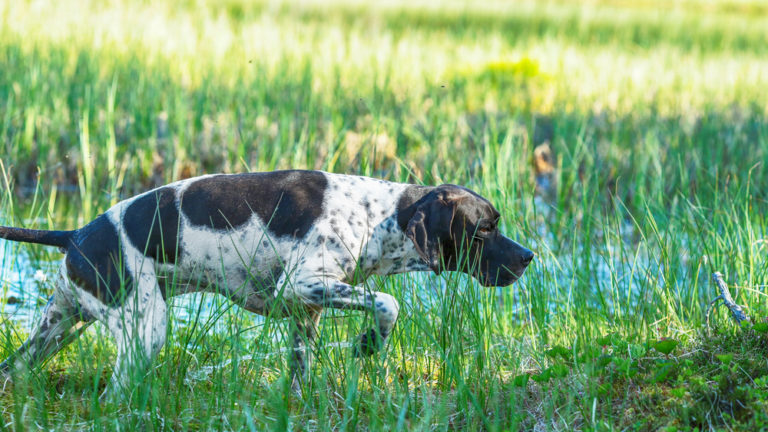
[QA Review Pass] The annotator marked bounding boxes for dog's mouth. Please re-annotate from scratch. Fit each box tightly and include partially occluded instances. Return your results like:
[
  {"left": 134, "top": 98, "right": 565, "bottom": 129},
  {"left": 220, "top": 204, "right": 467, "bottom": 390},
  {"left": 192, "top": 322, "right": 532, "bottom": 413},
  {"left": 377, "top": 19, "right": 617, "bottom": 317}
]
[
  {"left": 474, "top": 259, "right": 535, "bottom": 287},
  {"left": 475, "top": 268, "right": 525, "bottom": 287}
]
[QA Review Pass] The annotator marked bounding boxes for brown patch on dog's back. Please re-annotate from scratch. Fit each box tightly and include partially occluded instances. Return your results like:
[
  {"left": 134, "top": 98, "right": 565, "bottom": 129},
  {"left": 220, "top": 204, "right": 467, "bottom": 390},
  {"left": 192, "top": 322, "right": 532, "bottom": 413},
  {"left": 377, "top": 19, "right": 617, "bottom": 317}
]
[{"left": 180, "top": 170, "right": 327, "bottom": 238}]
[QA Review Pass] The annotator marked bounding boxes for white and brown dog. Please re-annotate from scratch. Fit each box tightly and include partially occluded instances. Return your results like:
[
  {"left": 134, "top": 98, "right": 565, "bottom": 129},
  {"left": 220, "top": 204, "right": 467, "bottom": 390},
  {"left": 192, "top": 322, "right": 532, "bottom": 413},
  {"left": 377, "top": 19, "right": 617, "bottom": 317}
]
[{"left": 0, "top": 170, "right": 533, "bottom": 397}]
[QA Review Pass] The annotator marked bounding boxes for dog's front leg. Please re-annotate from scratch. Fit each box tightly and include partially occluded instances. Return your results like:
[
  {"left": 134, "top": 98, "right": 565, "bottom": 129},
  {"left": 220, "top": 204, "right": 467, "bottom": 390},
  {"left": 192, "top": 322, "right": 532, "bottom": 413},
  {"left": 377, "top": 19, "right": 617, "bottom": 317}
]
[
  {"left": 298, "top": 280, "right": 400, "bottom": 357},
  {"left": 289, "top": 306, "right": 321, "bottom": 395}
]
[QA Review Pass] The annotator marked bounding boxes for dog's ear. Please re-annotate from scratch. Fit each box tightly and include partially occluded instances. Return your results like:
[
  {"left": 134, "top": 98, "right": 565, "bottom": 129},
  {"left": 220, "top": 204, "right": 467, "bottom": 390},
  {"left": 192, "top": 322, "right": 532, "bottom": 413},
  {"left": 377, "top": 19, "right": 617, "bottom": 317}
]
[{"left": 405, "top": 190, "right": 458, "bottom": 274}]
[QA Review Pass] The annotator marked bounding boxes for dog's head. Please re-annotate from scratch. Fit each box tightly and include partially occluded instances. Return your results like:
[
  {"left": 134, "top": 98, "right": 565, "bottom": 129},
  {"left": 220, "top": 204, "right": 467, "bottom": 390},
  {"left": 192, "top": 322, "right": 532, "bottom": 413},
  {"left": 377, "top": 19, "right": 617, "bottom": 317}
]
[{"left": 401, "top": 184, "right": 533, "bottom": 286}]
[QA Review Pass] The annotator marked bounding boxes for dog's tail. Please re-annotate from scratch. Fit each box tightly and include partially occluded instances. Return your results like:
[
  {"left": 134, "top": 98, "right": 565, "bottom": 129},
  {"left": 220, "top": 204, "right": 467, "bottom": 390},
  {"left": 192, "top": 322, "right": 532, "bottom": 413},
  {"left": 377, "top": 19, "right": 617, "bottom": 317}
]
[{"left": 0, "top": 226, "right": 73, "bottom": 249}]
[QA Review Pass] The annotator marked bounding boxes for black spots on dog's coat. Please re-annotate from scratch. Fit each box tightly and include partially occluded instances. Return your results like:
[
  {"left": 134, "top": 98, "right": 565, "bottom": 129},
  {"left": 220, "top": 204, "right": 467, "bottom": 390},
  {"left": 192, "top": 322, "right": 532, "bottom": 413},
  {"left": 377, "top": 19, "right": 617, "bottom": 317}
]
[
  {"left": 125, "top": 187, "right": 182, "bottom": 263},
  {"left": 241, "top": 266, "right": 282, "bottom": 296},
  {"left": 181, "top": 170, "right": 327, "bottom": 238},
  {"left": 308, "top": 287, "right": 326, "bottom": 303},
  {"left": 66, "top": 214, "right": 133, "bottom": 306}
]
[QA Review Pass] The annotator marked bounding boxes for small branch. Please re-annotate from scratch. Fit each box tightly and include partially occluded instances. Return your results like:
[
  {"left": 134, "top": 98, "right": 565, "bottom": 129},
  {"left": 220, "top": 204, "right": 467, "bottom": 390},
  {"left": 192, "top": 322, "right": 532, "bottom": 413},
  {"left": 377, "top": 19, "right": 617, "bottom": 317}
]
[{"left": 706, "top": 272, "right": 750, "bottom": 332}]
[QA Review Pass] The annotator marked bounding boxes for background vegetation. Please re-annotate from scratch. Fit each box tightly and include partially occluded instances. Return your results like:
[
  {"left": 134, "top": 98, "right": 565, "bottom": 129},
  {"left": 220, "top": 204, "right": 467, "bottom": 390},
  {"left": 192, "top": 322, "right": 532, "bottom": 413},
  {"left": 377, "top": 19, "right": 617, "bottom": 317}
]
[{"left": 1, "top": 0, "right": 767, "bottom": 429}]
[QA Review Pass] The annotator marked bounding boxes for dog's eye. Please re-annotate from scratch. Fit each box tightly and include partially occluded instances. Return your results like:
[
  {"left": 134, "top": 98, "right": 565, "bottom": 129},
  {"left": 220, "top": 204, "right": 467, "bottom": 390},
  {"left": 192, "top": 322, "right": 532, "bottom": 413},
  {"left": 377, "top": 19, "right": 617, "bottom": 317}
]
[{"left": 475, "top": 226, "right": 493, "bottom": 238}]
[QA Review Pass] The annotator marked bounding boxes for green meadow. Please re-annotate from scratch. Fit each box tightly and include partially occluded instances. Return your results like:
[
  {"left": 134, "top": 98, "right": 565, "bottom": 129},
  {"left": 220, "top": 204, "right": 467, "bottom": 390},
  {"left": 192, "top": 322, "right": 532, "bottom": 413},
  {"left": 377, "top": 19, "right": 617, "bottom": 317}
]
[{"left": 1, "top": 0, "right": 768, "bottom": 429}]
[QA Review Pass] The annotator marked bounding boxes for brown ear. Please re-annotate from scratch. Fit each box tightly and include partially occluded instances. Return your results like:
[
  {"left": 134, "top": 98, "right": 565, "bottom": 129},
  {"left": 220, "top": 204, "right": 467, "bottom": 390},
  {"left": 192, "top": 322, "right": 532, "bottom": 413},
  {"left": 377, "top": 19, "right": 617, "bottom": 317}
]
[{"left": 405, "top": 195, "right": 456, "bottom": 274}]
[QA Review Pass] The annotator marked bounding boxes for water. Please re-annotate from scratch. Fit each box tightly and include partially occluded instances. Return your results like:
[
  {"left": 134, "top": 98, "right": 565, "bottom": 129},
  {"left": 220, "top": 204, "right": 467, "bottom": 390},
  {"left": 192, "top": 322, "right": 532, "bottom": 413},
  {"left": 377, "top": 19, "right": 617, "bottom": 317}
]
[
  {"left": 0, "top": 237, "right": 657, "bottom": 330},
  {"left": 0, "top": 240, "right": 56, "bottom": 328}
]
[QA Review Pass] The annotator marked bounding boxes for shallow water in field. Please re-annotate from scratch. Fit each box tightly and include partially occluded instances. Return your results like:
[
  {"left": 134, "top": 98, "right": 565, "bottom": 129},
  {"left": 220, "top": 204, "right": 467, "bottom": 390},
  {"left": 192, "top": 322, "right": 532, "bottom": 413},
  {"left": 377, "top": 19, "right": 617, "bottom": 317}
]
[
  {"left": 1, "top": 230, "right": 658, "bottom": 336},
  {"left": 0, "top": 194, "right": 679, "bottom": 342},
  {"left": 0, "top": 241, "right": 55, "bottom": 328}
]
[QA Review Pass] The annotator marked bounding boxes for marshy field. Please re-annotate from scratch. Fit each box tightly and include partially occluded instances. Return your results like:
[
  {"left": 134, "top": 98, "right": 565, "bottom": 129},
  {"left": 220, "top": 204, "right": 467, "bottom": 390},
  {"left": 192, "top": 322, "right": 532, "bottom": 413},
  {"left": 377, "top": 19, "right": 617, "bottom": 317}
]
[{"left": 1, "top": 0, "right": 768, "bottom": 429}]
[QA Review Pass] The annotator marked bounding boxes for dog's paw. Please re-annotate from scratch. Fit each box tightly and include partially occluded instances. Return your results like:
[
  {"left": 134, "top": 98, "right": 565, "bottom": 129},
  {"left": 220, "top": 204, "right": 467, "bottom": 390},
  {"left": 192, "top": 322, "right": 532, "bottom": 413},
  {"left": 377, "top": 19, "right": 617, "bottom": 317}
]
[{"left": 354, "top": 328, "right": 384, "bottom": 357}]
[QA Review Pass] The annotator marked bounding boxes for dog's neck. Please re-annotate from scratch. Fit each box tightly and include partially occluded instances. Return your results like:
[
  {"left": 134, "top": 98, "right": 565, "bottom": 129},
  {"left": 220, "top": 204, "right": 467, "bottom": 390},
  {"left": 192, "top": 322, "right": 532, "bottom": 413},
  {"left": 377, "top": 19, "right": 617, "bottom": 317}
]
[{"left": 351, "top": 184, "right": 434, "bottom": 278}]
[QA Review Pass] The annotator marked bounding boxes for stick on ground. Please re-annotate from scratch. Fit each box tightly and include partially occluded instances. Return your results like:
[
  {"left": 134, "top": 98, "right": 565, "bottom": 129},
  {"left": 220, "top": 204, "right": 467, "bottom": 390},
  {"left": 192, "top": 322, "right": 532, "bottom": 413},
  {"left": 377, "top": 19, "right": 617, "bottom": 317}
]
[{"left": 706, "top": 272, "right": 750, "bottom": 332}]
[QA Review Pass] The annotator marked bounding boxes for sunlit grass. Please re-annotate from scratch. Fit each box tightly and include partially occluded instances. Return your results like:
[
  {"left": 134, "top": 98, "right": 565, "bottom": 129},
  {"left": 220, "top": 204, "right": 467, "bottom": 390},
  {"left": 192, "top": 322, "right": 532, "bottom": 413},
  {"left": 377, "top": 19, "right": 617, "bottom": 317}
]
[{"left": 1, "top": 0, "right": 767, "bottom": 429}]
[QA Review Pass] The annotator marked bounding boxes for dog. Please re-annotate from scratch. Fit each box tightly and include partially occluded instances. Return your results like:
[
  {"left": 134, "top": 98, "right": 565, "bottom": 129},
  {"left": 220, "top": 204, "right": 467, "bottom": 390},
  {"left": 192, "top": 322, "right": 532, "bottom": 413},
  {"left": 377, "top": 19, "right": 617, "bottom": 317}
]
[{"left": 0, "top": 170, "right": 533, "bottom": 397}]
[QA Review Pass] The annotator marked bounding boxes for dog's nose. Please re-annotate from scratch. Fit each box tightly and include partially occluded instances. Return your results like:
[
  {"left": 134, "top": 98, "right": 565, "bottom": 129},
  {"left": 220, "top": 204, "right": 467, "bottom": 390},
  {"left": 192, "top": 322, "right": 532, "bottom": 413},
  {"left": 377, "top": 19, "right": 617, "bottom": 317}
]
[{"left": 520, "top": 249, "right": 534, "bottom": 266}]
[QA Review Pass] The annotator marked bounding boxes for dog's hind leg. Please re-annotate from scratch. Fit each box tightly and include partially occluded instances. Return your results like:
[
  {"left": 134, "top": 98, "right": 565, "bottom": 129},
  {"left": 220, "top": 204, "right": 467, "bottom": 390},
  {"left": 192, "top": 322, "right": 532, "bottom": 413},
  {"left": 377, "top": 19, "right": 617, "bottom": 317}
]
[
  {"left": 101, "top": 272, "right": 167, "bottom": 401},
  {"left": 0, "top": 291, "right": 91, "bottom": 378}
]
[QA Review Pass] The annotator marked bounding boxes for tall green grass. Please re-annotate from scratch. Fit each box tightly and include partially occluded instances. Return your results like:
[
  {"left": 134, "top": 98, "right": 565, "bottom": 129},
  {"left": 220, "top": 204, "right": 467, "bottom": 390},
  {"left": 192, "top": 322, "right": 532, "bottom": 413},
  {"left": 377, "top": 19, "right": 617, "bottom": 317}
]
[{"left": 1, "top": 0, "right": 767, "bottom": 429}]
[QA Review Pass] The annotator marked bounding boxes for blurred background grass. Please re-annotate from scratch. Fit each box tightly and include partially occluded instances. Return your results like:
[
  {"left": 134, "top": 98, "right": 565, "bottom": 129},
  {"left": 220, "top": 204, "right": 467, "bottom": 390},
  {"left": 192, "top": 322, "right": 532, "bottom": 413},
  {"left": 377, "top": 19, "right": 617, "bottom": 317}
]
[
  {"left": 2, "top": 0, "right": 766, "bottom": 216},
  {"left": 1, "top": 0, "right": 768, "bottom": 429}
]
